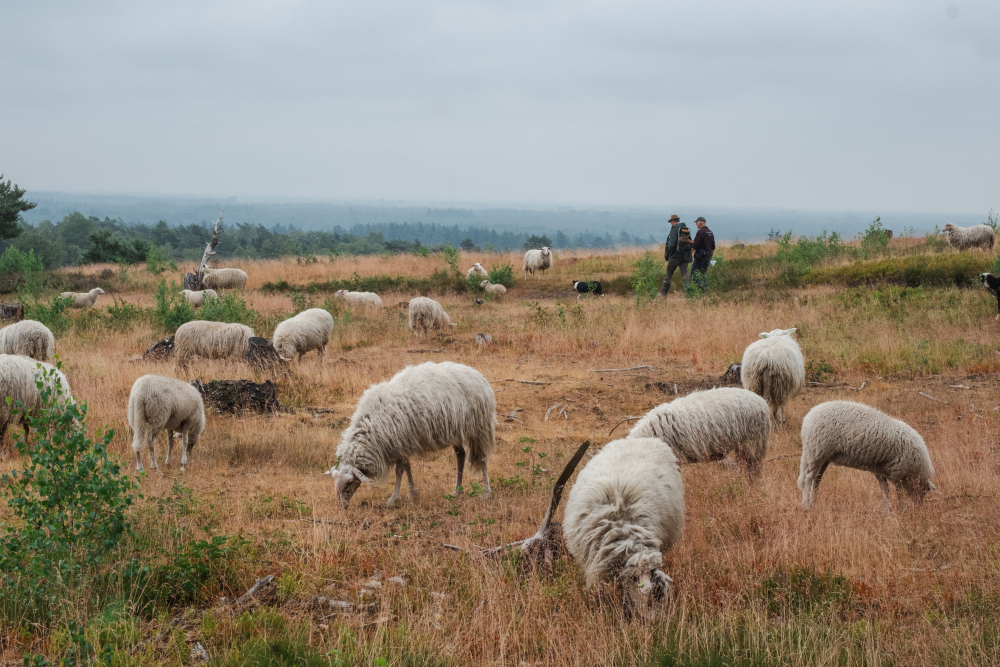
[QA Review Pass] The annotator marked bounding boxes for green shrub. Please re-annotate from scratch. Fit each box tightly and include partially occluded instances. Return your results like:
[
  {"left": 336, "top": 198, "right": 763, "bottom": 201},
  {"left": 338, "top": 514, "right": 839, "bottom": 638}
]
[
  {"left": 105, "top": 299, "right": 146, "bottom": 331},
  {"left": 804, "top": 252, "right": 990, "bottom": 288},
  {"left": 24, "top": 293, "right": 74, "bottom": 336},
  {"left": 631, "top": 251, "right": 662, "bottom": 302},
  {"left": 488, "top": 262, "right": 516, "bottom": 288},
  {"left": 144, "top": 245, "right": 169, "bottom": 274},
  {"left": 199, "top": 291, "right": 259, "bottom": 327},
  {"left": 773, "top": 230, "right": 847, "bottom": 285},
  {"left": 859, "top": 216, "right": 890, "bottom": 258},
  {"left": 0, "top": 245, "right": 44, "bottom": 276},
  {"left": 151, "top": 280, "right": 196, "bottom": 332}
]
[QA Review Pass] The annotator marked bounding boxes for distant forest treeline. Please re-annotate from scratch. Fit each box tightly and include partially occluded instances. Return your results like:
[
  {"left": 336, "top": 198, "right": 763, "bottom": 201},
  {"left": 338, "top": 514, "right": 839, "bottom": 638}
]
[{"left": 0, "top": 212, "right": 658, "bottom": 269}]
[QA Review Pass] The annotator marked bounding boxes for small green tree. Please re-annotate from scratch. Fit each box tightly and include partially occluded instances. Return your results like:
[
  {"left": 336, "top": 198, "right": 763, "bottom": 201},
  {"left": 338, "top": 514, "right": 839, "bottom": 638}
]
[
  {"left": 860, "top": 216, "right": 889, "bottom": 257},
  {"left": 631, "top": 251, "right": 662, "bottom": 303},
  {"left": 0, "top": 175, "right": 36, "bottom": 241}
]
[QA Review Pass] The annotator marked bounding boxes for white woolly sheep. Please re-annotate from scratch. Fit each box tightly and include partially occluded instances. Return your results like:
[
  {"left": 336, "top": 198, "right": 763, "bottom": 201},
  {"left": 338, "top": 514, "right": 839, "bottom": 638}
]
[
  {"left": 627, "top": 387, "right": 771, "bottom": 481},
  {"left": 522, "top": 247, "right": 553, "bottom": 279},
  {"left": 60, "top": 287, "right": 105, "bottom": 309},
  {"left": 467, "top": 263, "right": 489, "bottom": 279},
  {"left": 273, "top": 308, "right": 335, "bottom": 363},
  {"left": 741, "top": 328, "right": 805, "bottom": 425},
  {"left": 799, "top": 400, "right": 935, "bottom": 512},
  {"left": 0, "top": 354, "right": 76, "bottom": 451},
  {"left": 480, "top": 280, "right": 506, "bottom": 297},
  {"left": 128, "top": 374, "right": 206, "bottom": 472},
  {"left": 942, "top": 223, "right": 996, "bottom": 252},
  {"left": 408, "top": 296, "right": 455, "bottom": 335},
  {"left": 174, "top": 320, "right": 254, "bottom": 369},
  {"left": 324, "top": 361, "right": 496, "bottom": 508},
  {"left": 0, "top": 320, "right": 54, "bottom": 361},
  {"left": 202, "top": 265, "right": 248, "bottom": 291},
  {"left": 563, "top": 437, "right": 684, "bottom": 619},
  {"left": 333, "top": 289, "right": 383, "bottom": 306},
  {"left": 178, "top": 289, "right": 218, "bottom": 308}
]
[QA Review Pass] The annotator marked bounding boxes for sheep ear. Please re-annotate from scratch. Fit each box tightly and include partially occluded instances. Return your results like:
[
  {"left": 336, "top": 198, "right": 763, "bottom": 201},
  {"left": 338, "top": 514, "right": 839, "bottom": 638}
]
[
  {"left": 759, "top": 332, "right": 768, "bottom": 338},
  {"left": 354, "top": 470, "right": 373, "bottom": 483},
  {"left": 786, "top": 328, "right": 797, "bottom": 335}
]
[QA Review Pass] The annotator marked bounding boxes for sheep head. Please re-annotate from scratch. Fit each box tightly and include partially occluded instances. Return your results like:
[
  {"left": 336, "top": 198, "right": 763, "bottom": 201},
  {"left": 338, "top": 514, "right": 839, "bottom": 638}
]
[
  {"left": 942, "top": 223, "right": 956, "bottom": 235},
  {"left": 480, "top": 280, "right": 490, "bottom": 288},
  {"left": 94, "top": 288, "right": 106, "bottom": 295},
  {"left": 324, "top": 464, "right": 372, "bottom": 508},
  {"left": 759, "top": 328, "right": 796, "bottom": 339},
  {"left": 621, "top": 552, "right": 672, "bottom": 621},
  {"left": 540, "top": 247, "right": 552, "bottom": 258}
]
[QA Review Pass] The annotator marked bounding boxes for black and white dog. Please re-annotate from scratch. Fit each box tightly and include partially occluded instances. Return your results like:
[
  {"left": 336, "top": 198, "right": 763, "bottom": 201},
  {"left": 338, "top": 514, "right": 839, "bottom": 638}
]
[
  {"left": 571, "top": 280, "right": 604, "bottom": 298},
  {"left": 979, "top": 273, "right": 1000, "bottom": 319}
]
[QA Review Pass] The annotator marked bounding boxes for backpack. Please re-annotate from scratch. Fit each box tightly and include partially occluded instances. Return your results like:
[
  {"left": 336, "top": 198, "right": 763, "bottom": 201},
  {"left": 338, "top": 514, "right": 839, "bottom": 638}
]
[{"left": 677, "top": 224, "right": 694, "bottom": 262}]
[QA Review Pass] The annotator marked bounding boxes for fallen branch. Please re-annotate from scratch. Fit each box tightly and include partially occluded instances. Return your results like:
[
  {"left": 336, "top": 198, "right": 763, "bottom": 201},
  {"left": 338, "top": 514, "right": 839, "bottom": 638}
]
[
  {"left": 545, "top": 403, "right": 563, "bottom": 422},
  {"left": 406, "top": 349, "right": 444, "bottom": 353},
  {"left": 560, "top": 407, "right": 568, "bottom": 420},
  {"left": 504, "top": 378, "right": 551, "bottom": 385},
  {"left": 442, "top": 543, "right": 466, "bottom": 552},
  {"left": 919, "top": 392, "right": 949, "bottom": 404},
  {"left": 848, "top": 381, "right": 867, "bottom": 390},
  {"left": 765, "top": 454, "right": 797, "bottom": 462},
  {"left": 505, "top": 408, "right": 523, "bottom": 423},
  {"left": 608, "top": 416, "right": 643, "bottom": 437},
  {"left": 236, "top": 574, "right": 275, "bottom": 605},
  {"left": 588, "top": 365, "right": 654, "bottom": 373}
]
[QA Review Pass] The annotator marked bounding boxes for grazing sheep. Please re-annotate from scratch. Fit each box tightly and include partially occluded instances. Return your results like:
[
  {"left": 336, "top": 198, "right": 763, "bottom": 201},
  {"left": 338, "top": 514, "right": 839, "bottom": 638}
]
[
  {"left": 273, "top": 308, "right": 335, "bottom": 363},
  {"left": 324, "top": 361, "right": 496, "bottom": 508},
  {"left": 467, "top": 263, "right": 489, "bottom": 279},
  {"left": 202, "top": 265, "right": 248, "bottom": 291},
  {"left": 178, "top": 289, "right": 218, "bottom": 308},
  {"left": 978, "top": 273, "right": 1000, "bottom": 320},
  {"left": 408, "top": 297, "right": 455, "bottom": 335},
  {"left": 798, "top": 401, "right": 935, "bottom": 512},
  {"left": 741, "top": 328, "right": 805, "bottom": 425},
  {"left": 128, "top": 374, "right": 206, "bottom": 472},
  {"left": 333, "top": 289, "right": 383, "bottom": 306},
  {"left": 627, "top": 388, "right": 770, "bottom": 481},
  {"left": 0, "top": 320, "right": 54, "bottom": 361},
  {"left": 480, "top": 280, "right": 507, "bottom": 297},
  {"left": 942, "top": 223, "right": 996, "bottom": 251},
  {"left": 174, "top": 321, "right": 254, "bottom": 368},
  {"left": 563, "top": 437, "right": 684, "bottom": 619},
  {"left": 0, "top": 354, "right": 76, "bottom": 451},
  {"left": 60, "top": 287, "right": 105, "bottom": 309},
  {"left": 522, "top": 247, "right": 554, "bottom": 279}
]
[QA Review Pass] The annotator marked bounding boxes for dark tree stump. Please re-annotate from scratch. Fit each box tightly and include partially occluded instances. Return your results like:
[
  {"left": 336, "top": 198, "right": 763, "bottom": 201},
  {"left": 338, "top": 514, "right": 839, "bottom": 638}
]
[
  {"left": 184, "top": 272, "right": 201, "bottom": 291},
  {"left": 190, "top": 378, "right": 281, "bottom": 414},
  {"left": 143, "top": 337, "right": 175, "bottom": 360},
  {"left": 0, "top": 303, "right": 24, "bottom": 322},
  {"left": 245, "top": 337, "right": 286, "bottom": 370}
]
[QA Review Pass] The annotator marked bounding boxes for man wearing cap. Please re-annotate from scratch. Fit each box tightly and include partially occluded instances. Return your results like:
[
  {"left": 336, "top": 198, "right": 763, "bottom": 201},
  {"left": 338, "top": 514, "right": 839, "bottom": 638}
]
[
  {"left": 661, "top": 214, "right": 692, "bottom": 296},
  {"left": 691, "top": 216, "right": 716, "bottom": 290}
]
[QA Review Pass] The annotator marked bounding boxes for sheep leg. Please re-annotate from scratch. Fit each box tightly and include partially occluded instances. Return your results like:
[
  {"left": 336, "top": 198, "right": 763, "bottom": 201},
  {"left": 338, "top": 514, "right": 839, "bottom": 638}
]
[
  {"left": 180, "top": 432, "right": 190, "bottom": 469},
  {"left": 318, "top": 346, "right": 325, "bottom": 365},
  {"left": 387, "top": 462, "right": 405, "bottom": 508},
  {"left": 453, "top": 446, "right": 466, "bottom": 497},
  {"left": 147, "top": 432, "right": 159, "bottom": 471},
  {"left": 164, "top": 430, "right": 174, "bottom": 467},
  {"left": 479, "top": 456, "right": 491, "bottom": 499},
  {"left": 403, "top": 461, "right": 419, "bottom": 501},
  {"left": 779, "top": 405, "right": 786, "bottom": 425},
  {"left": 877, "top": 476, "right": 891, "bottom": 514},
  {"left": 0, "top": 422, "right": 7, "bottom": 461}
]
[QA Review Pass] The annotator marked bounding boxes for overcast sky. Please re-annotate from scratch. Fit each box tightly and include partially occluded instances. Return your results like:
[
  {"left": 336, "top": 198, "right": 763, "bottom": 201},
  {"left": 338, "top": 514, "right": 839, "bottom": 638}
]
[{"left": 3, "top": 1, "right": 998, "bottom": 213}]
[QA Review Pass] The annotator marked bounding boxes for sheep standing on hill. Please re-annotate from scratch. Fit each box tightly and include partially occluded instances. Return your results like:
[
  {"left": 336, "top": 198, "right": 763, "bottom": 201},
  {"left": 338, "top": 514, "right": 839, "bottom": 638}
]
[
  {"left": 741, "top": 328, "right": 805, "bottom": 426},
  {"left": 60, "top": 287, "right": 105, "bottom": 309},
  {"left": 480, "top": 280, "right": 506, "bottom": 297},
  {"left": 522, "top": 247, "right": 553, "bottom": 279},
  {"left": 128, "top": 374, "right": 206, "bottom": 472},
  {"left": 324, "top": 361, "right": 496, "bottom": 508},
  {"left": 0, "top": 320, "right": 54, "bottom": 361},
  {"left": 408, "top": 297, "right": 455, "bottom": 335},
  {"left": 467, "top": 263, "right": 488, "bottom": 279},
  {"left": 273, "top": 308, "right": 335, "bottom": 363},
  {"left": 563, "top": 437, "right": 684, "bottom": 619},
  {"left": 202, "top": 266, "right": 248, "bottom": 291},
  {"left": 333, "top": 290, "right": 383, "bottom": 306},
  {"left": 628, "top": 388, "right": 771, "bottom": 481},
  {"left": 942, "top": 223, "right": 996, "bottom": 251},
  {"left": 178, "top": 289, "right": 218, "bottom": 308},
  {"left": 799, "top": 401, "right": 935, "bottom": 512},
  {"left": 0, "top": 354, "right": 75, "bottom": 451},
  {"left": 174, "top": 321, "right": 254, "bottom": 369}
]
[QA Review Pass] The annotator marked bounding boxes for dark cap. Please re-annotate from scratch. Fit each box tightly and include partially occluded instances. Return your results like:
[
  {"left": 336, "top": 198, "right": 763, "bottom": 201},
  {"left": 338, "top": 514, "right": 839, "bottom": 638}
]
[
  {"left": 668, "top": 214, "right": 680, "bottom": 223},
  {"left": 695, "top": 216, "right": 707, "bottom": 223}
]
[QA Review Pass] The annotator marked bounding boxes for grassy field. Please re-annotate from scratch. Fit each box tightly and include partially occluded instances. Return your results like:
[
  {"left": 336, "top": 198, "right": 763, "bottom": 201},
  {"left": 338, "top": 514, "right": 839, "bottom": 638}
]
[{"left": 2, "top": 239, "right": 1000, "bottom": 665}]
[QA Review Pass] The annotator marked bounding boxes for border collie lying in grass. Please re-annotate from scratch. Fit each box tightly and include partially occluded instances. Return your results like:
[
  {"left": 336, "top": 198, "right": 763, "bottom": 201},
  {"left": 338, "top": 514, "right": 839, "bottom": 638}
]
[
  {"left": 979, "top": 273, "right": 1000, "bottom": 319},
  {"left": 571, "top": 280, "right": 604, "bottom": 298}
]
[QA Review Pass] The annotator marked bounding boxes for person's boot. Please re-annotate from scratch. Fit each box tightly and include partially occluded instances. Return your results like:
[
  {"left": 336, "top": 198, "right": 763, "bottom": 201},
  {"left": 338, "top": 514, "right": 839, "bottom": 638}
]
[{"left": 660, "top": 280, "right": 670, "bottom": 296}]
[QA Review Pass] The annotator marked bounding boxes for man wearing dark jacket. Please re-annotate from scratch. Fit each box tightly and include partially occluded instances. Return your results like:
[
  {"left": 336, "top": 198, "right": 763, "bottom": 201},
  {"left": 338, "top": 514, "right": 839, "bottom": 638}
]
[
  {"left": 691, "top": 216, "right": 716, "bottom": 290},
  {"left": 661, "top": 214, "right": 693, "bottom": 296}
]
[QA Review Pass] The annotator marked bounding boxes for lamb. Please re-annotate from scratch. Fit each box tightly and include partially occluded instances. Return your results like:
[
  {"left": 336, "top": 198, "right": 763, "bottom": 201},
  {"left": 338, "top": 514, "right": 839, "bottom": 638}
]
[
  {"left": 178, "top": 289, "right": 218, "bottom": 308},
  {"left": 978, "top": 273, "right": 1000, "bottom": 319},
  {"left": 333, "top": 290, "right": 383, "bottom": 306},
  {"left": 942, "top": 223, "right": 996, "bottom": 251},
  {"left": 466, "top": 263, "right": 488, "bottom": 279},
  {"left": 0, "top": 320, "right": 54, "bottom": 361},
  {"left": 627, "top": 388, "right": 770, "bottom": 481},
  {"left": 740, "top": 328, "right": 805, "bottom": 425},
  {"left": 324, "top": 361, "right": 496, "bottom": 508},
  {"left": 563, "top": 437, "right": 684, "bottom": 619},
  {"left": 798, "top": 400, "right": 935, "bottom": 512},
  {"left": 272, "top": 308, "right": 335, "bottom": 363},
  {"left": 408, "top": 296, "right": 455, "bottom": 335},
  {"left": 128, "top": 374, "right": 206, "bottom": 472},
  {"left": 479, "top": 280, "right": 506, "bottom": 297},
  {"left": 522, "top": 247, "right": 554, "bottom": 279},
  {"left": 60, "top": 287, "right": 105, "bottom": 309},
  {"left": 0, "top": 354, "right": 76, "bottom": 451},
  {"left": 202, "top": 265, "right": 248, "bottom": 291},
  {"left": 174, "top": 320, "right": 254, "bottom": 369}
]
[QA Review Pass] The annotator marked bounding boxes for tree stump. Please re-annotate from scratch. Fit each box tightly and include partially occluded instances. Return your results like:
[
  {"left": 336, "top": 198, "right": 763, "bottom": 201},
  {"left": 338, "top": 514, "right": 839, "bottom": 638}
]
[
  {"left": 245, "top": 337, "right": 286, "bottom": 370},
  {"left": 190, "top": 379, "right": 281, "bottom": 414},
  {"left": 0, "top": 303, "right": 24, "bottom": 322},
  {"left": 184, "top": 272, "right": 201, "bottom": 291},
  {"left": 143, "top": 337, "right": 175, "bottom": 360}
]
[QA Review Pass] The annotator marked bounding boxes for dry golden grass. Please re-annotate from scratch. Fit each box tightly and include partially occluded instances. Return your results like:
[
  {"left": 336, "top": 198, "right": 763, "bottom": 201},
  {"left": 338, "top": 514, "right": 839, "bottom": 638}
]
[{"left": 5, "top": 248, "right": 1000, "bottom": 665}]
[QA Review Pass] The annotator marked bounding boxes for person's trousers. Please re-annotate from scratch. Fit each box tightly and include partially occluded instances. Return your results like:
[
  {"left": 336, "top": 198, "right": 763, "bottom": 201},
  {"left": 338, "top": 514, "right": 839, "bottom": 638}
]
[
  {"left": 661, "top": 258, "right": 690, "bottom": 295},
  {"left": 692, "top": 256, "right": 710, "bottom": 290}
]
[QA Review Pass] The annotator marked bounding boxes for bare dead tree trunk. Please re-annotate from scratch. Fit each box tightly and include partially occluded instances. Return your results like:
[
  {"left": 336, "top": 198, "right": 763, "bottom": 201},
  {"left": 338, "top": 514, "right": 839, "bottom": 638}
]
[{"left": 194, "top": 210, "right": 224, "bottom": 290}]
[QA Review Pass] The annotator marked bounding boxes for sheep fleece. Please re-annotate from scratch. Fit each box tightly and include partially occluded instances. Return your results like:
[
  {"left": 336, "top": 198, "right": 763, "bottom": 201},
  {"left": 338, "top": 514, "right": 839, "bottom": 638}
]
[
  {"left": 0, "top": 320, "right": 54, "bottom": 361},
  {"left": 563, "top": 437, "right": 684, "bottom": 588},
  {"left": 942, "top": 223, "right": 996, "bottom": 251},
  {"left": 522, "top": 247, "right": 553, "bottom": 275},
  {"left": 408, "top": 297, "right": 452, "bottom": 334},
  {"left": 741, "top": 336, "right": 805, "bottom": 416},
  {"left": 0, "top": 354, "right": 75, "bottom": 431},
  {"left": 202, "top": 267, "right": 248, "bottom": 290},
  {"left": 273, "top": 308, "right": 335, "bottom": 359},
  {"left": 174, "top": 321, "right": 254, "bottom": 365},
  {"left": 127, "top": 374, "right": 205, "bottom": 452}
]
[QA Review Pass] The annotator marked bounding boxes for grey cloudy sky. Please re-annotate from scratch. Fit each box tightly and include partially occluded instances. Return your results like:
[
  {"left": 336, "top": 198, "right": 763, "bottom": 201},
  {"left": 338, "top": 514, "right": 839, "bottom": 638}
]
[{"left": 3, "top": 1, "right": 998, "bottom": 213}]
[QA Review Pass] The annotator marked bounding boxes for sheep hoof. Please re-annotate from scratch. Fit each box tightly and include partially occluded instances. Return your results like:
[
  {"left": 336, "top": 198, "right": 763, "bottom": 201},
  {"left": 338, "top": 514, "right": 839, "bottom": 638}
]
[
  {"left": 406, "top": 489, "right": 419, "bottom": 501},
  {"left": 386, "top": 496, "right": 402, "bottom": 508}
]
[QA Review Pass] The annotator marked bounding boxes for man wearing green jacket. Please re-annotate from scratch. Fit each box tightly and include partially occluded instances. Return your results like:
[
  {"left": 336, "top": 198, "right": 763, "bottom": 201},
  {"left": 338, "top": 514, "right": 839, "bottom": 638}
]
[{"left": 661, "top": 214, "right": 693, "bottom": 296}]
